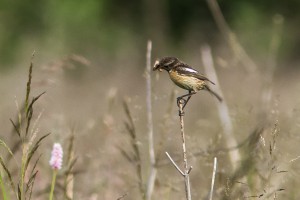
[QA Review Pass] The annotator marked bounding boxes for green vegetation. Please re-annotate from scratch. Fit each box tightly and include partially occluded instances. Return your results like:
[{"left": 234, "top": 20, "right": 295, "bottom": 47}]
[
  {"left": 1, "top": 1, "right": 300, "bottom": 199},
  {"left": 1, "top": 0, "right": 300, "bottom": 68}
]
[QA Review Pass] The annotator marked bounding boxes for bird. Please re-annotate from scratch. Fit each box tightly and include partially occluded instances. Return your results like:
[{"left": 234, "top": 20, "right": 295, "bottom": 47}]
[{"left": 153, "top": 56, "right": 222, "bottom": 109}]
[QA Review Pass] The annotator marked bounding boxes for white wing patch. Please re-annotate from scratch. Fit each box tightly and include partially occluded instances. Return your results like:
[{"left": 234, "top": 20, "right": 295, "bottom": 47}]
[{"left": 183, "top": 67, "right": 198, "bottom": 73}]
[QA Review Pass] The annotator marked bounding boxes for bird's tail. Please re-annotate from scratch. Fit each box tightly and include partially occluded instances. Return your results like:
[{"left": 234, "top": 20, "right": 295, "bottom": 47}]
[{"left": 205, "top": 85, "right": 223, "bottom": 102}]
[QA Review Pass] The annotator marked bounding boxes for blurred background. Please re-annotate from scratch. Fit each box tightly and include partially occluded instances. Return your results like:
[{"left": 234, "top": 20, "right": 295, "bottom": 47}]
[
  {"left": 1, "top": 0, "right": 300, "bottom": 69},
  {"left": 1, "top": 0, "right": 300, "bottom": 199}
]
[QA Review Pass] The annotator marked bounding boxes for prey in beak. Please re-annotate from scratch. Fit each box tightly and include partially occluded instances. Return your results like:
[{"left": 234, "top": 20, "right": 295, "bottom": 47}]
[{"left": 153, "top": 60, "right": 163, "bottom": 72}]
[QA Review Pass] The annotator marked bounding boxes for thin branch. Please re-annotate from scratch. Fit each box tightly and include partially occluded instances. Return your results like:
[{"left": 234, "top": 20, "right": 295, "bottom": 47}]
[
  {"left": 165, "top": 152, "right": 184, "bottom": 176},
  {"left": 201, "top": 45, "right": 240, "bottom": 171},
  {"left": 178, "top": 101, "right": 192, "bottom": 200},
  {"left": 166, "top": 99, "right": 192, "bottom": 200},
  {"left": 145, "top": 40, "right": 157, "bottom": 200},
  {"left": 146, "top": 40, "right": 154, "bottom": 165},
  {"left": 289, "top": 155, "right": 300, "bottom": 163},
  {"left": 262, "top": 14, "right": 284, "bottom": 109},
  {"left": 116, "top": 193, "right": 128, "bottom": 200},
  {"left": 122, "top": 101, "right": 144, "bottom": 197},
  {"left": 187, "top": 166, "right": 193, "bottom": 174},
  {"left": 206, "top": 0, "right": 257, "bottom": 72},
  {"left": 209, "top": 157, "right": 217, "bottom": 200}
]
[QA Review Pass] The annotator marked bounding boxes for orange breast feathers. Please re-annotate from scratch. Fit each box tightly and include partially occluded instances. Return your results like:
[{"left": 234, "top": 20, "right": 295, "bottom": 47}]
[{"left": 169, "top": 69, "right": 206, "bottom": 91}]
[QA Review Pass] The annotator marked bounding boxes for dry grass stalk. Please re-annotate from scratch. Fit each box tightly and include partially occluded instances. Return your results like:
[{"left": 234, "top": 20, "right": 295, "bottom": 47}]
[
  {"left": 209, "top": 157, "right": 217, "bottom": 200},
  {"left": 166, "top": 100, "right": 192, "bottom": 200},
  {"left": 206, "top": 0, "right": 257, "bottom": 72},
  {"left": 262, "top": 15, "right": 284, "bottom": 110},
  {"left": 121, "top": 100, "right": 145, "bottom": 198},
  {"left": 145, "top": 40, "right": 157, "bottom": 200},
  {"left": 201, "top": 45, "right": 240, "bottom": 171},
  {"left": 64, "top": 133, "right": 77, "bottom": 200},
  {"left": 0, "top": 55, "right": 50, "bottom": 200},
  {"left": 179, "top": 102, "right": 192, "bottom": 200}
]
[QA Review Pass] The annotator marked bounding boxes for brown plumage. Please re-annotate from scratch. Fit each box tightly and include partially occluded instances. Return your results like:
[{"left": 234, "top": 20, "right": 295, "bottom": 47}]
[{"left": 153, "top": 56, "right": 222, "bottom": 102}]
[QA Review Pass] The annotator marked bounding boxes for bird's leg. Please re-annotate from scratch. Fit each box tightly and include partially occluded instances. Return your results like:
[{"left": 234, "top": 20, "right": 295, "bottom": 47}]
[
  {"left": 177, "top": 91, "right": 195, "bottom": 107},
  {"left": 177, "top": 91, "right": 196, "bottom": 115},
  {"left": 182, "top": 95, "right": 192, "bottom": 110}
]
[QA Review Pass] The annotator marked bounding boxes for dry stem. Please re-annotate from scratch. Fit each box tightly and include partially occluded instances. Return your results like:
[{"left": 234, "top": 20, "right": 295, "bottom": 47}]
[
  {"left": 145, "top": 40, "right": 157, "bottom": 200},
  {"left": 179, "top": 102, "right": 192, "bottom": 200},
  {"left": 209, "top": 157, "right": 217, "bottom": 200},
  {"left": 206, "top": 0, "right": 257, "bottom": 72},
  {"left": 201, "top": 45, "right": 240, "bottom": 171},
  {"left": 166, "top": 99, "right": 192, "bottom": 200}
]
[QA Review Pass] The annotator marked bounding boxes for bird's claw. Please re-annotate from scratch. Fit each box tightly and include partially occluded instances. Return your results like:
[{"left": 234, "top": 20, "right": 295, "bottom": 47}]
[{"left": 177, "top": 98, "right": 188, "bottom": 117}]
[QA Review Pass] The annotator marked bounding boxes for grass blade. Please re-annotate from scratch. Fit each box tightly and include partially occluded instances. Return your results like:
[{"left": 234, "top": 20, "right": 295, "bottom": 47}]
[
  {"left": 25, "top": 92, "right": 46, "bottom": 136},
  {"left": 0, "top": 139, "right": 14, "bottom": 158},
  {"left": 0, "top": 157, "right": 16, "bottom": 195},
  {"left": 27, "top": 171, "right": 38, "bottom": 200},
  {"left": 17, "top": 184, "right": 21, "bottom": 200},
  {"left": 25, "top": 54, "right": 34, "bottom": 117},
  {"left": 0, "top": 172, "right": 9, "bottom": 200},
  {"left": 25, "top": 133, "right": 50, "bottom": 172},
  {"left": 9, "top": 119, "right": 21, "bottom": 138}
]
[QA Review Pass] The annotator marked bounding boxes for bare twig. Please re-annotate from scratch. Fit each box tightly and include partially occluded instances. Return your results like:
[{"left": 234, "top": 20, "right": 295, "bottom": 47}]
[
  {"left": 178, "top": 101, "right": 192, "bottom": 200},
  {"left": 289, "top": 155, "right": 300, "bottom": 163},
  {"left": 116, "top": 193, "right": 128, "bottom": 200},
  {"left": 209, "top": 157, "right": 217, "bottom": 200},
  {"left": 166, "top": 100, "right": 192, "bottom": 200},
  {"left": 145, "top": 40, "right": 157, "bottom": 200},
  {"left": 262, "top": 14, "right": 284, "bottom": 109},
  {"left": 64, "top": 133, "right": 76, "bottom": 200},
  {"left": 146, "top": 40, "right": 154, "bottom": 165},
  {"left": 206, "top": 0, "right": 257, "bottom": 72},
  {"left": 201, "top": 45, "right": 240, "bottom": 171},
  {"left": 122, "top": 101, "right": 144, "bottom": 197},
  {"left": 165, "top": 152, "right": 184, "bottom": 176}
]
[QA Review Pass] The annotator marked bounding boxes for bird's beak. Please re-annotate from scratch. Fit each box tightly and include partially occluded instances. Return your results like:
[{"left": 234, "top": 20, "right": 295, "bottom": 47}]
[{"left": 153, "top": 60, "right": 163, "bottom": 72}]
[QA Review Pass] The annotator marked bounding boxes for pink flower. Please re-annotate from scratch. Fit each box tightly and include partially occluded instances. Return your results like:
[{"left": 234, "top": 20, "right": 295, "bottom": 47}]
[{"left": 49, "top": 143, "right": 63, "bottom": 170}]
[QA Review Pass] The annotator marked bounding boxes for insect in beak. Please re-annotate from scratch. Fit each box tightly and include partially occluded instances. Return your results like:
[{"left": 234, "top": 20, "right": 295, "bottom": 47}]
[{"left": 153, "top": 60, "right": 162, "bottom": 72}]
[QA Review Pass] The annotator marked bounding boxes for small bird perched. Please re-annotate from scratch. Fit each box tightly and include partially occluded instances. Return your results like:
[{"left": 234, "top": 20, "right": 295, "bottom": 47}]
[{"left": 153, "top": 56, "right": 222, "bottom": 109}]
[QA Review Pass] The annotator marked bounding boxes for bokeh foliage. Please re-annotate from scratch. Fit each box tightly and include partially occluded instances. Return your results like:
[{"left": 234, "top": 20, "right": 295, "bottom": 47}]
[{"left": 0, "top": 0, "right": 300, "bottom": 69}]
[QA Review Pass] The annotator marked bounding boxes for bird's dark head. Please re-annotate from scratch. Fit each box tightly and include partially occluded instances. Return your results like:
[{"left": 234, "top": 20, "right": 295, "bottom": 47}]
[{"left": 153, "top": 57, "right": 179, "bottom": 72}]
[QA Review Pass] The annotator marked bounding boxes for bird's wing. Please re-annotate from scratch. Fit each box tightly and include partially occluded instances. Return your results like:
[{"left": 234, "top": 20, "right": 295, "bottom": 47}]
[{"left": 175, "top": 65, "right": 215, "bottom": 85}]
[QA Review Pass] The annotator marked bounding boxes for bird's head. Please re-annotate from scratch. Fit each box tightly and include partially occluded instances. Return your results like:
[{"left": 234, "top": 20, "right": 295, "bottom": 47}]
[{"left": 153, "top": 57, "right": 179, "bottom": 72}]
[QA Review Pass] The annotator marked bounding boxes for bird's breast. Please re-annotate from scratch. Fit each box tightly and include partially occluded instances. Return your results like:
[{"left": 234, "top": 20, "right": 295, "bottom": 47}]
[{"left": 169, "top": 69, "right": 206, "bottom": 91}]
